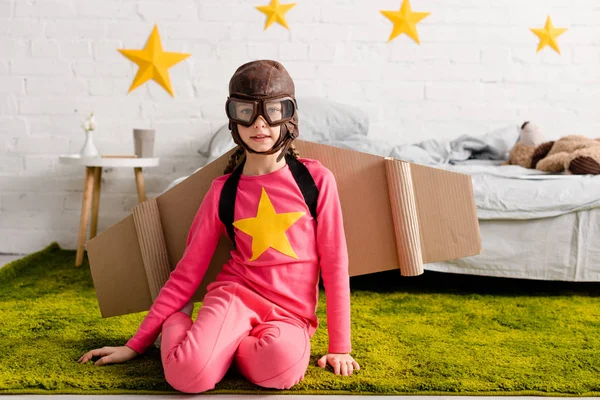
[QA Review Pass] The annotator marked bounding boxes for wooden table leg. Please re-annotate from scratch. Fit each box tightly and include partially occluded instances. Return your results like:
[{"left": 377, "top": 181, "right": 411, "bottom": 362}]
[
  {"left": 90, "top": 167, "right": 102, "bottom": 240},
  {"left": 76, "top": 167, "right": 95, "bottom": 267},
  {"left": 134, "top": 167, "right": 147, "bottom": 203}
]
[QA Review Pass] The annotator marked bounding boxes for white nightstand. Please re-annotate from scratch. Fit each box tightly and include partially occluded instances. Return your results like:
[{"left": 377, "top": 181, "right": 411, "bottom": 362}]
[{"left": 59, "top": 155, "right": 160, "bottom": 267}]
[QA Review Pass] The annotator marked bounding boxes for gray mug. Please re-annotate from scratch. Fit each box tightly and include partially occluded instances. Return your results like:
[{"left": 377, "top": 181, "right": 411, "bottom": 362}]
[{"left": 133, "top": 129, "right": 155, "bottom": 158}]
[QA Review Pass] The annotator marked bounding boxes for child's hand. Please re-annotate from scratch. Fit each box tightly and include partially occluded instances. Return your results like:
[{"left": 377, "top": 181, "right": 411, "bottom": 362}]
[
  {"left": 78, "top": 346, "right": 138, "bottom": 366},
  {"left": 317, "top": 353, "right": 360, "bottom": 376}
]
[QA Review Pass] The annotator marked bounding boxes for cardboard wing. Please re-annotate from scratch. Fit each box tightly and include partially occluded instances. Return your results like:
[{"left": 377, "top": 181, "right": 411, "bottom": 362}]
[{"left": 86, "top": 140, "right": 481, "bottom": 318}]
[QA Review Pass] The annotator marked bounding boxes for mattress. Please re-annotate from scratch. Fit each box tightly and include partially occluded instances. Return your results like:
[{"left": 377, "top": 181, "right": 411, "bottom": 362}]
[
  {"left": 426, "top": 205, "right": 600, "bottom": 282},
  {"left": 425, "top": 161, "right": 600, "bottom": 282}
]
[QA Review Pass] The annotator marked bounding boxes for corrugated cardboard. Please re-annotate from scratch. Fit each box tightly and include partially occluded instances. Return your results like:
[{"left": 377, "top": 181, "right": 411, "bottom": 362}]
[{"left": 86, "top": 140, "right": 481, "bottom": 318}]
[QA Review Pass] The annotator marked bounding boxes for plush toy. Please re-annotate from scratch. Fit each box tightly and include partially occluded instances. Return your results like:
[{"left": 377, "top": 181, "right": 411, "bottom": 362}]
[
  {"left": 534, "top": 135, "right": 600, "bottom": 174},
  {"left": 505, "top": 122, "right": 546, "bottom": 168},
  {"left": 506, "top": 122, "right": 600, "bottom": 175}
]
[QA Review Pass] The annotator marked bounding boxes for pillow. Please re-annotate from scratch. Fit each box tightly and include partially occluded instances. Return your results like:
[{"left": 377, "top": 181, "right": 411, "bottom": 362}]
[
  {"left": 200, "top": 124, "right": 237, "bottom": 165},
  {"left": 295, "top": 96, "right": 369, "bottom": 141},
  {"left": 197, "top": 97, "right": 370, "bottom": 164}
]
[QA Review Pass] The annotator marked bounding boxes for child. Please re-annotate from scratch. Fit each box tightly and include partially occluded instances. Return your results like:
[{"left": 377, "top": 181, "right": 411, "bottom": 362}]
[{"left": 78, "top": 60, "right": 360, "bottom": 393}]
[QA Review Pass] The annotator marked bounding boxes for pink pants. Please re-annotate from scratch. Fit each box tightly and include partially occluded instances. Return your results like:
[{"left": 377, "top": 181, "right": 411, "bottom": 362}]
[{"left": 160, "top": 282, "right": 311, "bottom": 393}]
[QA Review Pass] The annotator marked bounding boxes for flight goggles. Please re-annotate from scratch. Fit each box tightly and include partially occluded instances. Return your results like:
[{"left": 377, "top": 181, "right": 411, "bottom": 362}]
[{"left": 225, "top": 95, "right": 297, "bottom": 127}]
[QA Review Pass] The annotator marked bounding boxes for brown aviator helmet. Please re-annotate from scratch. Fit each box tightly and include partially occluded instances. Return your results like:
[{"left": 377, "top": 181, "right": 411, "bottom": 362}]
[{"left": 225, "top": 60, "right": 299, "bottom": 162}]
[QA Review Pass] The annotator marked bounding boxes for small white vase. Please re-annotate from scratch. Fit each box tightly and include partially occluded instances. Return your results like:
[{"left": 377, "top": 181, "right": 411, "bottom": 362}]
[{"left": 80, "top": 131, "right": 99, "bottom": 158}]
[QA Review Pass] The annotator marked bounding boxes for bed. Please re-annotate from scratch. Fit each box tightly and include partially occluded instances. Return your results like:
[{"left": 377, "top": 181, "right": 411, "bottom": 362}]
[
  {"left": 165, "top": 98, "right": 600, "bottom": 282},
  {"left": 428, "top": 161, "right": 600, "bottom": 282}
]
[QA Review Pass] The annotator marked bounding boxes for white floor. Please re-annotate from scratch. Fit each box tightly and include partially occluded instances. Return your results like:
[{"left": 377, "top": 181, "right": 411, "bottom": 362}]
[{"left": 0, "top": 255, "right": 585, "bottom": 399}]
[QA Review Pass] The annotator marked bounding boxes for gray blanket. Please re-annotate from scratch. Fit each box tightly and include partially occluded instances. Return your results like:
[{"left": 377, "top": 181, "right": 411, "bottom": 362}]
[{"left": 320, "top": 124, "right": 521, "bottom": 165}]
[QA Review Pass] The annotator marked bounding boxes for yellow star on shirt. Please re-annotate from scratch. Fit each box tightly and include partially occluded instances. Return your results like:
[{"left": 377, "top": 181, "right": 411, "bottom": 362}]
[
  {"left": 233, "top": 187, "right": 305, "bottom": 261},
  {"left": 380, "top": 0, "right": 430, "bottom": 44},
  {"left": 530, "top": 16, "right": 567, "bottom": 54},
  {"left": 256, "top": 0, "right": 297, "bottom": 30},
  {"left": 118, "top": 24, "right": 191, "bottom": 97}
]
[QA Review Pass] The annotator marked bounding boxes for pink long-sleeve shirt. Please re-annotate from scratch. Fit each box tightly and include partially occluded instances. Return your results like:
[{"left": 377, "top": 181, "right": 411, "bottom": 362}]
[{"left": 125, "top": 158, "right": 351, "bottom": 355}]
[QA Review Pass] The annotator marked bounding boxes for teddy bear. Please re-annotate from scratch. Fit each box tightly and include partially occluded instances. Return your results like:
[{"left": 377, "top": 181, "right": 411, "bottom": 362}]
[
  {"left": 506, "top": 122, "right": 600, "bottom": 175},
  {"left": 505, "top": 122, "right": 546, "bottom": 168}
]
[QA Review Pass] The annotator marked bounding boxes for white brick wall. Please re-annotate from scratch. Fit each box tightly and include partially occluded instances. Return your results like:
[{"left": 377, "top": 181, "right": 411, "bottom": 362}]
[{"left": 1, "top": 0, "right": 599, "bottom": 254}]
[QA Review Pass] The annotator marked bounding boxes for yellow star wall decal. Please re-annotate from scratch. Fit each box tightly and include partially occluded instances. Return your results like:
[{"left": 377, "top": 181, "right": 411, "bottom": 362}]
[
  {"left": 118, "top": 24, "right": 191, "bottom": 97},
  {"left": 530, "top": 16, "right": 567, "bottom": 55},
  {"left": 233, "top": 187, "right": 305, "bottom": 261},
  {"left": 380, "top": 0, "right": 430, "bottom": 44},
  {"left": 256, "top": 0, "right": 297, "bottom": 30}
]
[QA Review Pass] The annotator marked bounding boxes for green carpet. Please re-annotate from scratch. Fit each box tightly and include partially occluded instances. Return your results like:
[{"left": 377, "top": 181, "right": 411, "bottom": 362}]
[{"left": 1, "top": 243, "right": 600, "bottom": 396}]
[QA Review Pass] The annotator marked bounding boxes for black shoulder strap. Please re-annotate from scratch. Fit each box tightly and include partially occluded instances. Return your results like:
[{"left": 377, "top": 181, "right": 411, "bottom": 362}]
[
  {"left": 219, "top": 157, "right": 245, "bottom": 249},
  {"left": 219, "top": 155, "right": 319, "bottom": 249},
  {"left": 285, "top": 154, "right": 319, "bottom": 223}
]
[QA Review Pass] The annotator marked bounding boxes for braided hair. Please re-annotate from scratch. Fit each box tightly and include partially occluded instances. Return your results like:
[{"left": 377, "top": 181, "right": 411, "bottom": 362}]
[{"left": 223, "top": 142, "right": 300, "bottom": 175}]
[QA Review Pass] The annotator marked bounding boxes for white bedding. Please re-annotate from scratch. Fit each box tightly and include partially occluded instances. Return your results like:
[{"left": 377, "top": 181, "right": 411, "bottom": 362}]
[{"left": 437, "top": 162, "right": 600, "bottom": 220}]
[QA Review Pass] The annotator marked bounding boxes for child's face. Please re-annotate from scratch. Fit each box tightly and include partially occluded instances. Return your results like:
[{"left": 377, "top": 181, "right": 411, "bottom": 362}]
[{"left": 237, "top": 114, "right": 282, "bottom": 153}]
